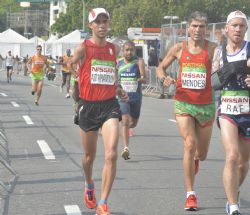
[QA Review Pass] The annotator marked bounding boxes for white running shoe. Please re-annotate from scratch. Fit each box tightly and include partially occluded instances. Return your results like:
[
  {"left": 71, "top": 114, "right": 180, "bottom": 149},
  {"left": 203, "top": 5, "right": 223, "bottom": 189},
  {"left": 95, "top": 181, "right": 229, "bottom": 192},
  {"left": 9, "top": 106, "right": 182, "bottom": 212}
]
[
  {"left": 121, "top": 147, "right": 130, "bottom": 160},
  {"left": 65, "top": 93, "right": 70, "bottom": 98}
]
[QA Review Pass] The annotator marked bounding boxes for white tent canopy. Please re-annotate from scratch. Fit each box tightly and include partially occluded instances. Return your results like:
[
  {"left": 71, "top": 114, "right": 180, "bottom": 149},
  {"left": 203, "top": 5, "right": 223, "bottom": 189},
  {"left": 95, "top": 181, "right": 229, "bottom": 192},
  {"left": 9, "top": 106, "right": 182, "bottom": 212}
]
[
  {"left": 55, "top": 30, "right": 84, "bottom": 44},
  {"left": 0, "top": 29, "right": 35, "bottom": 57},
  {"left": 29, "top": 36, "right": 45, "bottom": 46},
  {"left": 45, "top": 30, "right": 85, "bottom": 57},
  {"left": 0, "top": 28, "right": 31, "bottom": 43},
  {"left": 46, "top": 34, "right": 58, "bottom": 43}
]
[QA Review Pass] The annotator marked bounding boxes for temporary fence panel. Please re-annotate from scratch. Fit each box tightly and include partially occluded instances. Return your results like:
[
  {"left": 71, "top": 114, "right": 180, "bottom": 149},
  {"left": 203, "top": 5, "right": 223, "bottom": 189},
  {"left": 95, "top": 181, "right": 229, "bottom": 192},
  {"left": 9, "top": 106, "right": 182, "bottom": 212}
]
[{"left": 0, "top": 128, "right": 17, "bottom": 198}]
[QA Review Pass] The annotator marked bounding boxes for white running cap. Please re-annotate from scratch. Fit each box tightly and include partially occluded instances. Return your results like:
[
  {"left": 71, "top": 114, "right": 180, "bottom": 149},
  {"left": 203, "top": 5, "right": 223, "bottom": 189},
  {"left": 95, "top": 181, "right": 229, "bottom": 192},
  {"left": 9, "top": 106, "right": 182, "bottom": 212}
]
[
  {"left": 226, "top": 10, "right": 247, "bottom": 25},
  {"left": 88, "top": 8, "right": 110, "bottom": 23}
]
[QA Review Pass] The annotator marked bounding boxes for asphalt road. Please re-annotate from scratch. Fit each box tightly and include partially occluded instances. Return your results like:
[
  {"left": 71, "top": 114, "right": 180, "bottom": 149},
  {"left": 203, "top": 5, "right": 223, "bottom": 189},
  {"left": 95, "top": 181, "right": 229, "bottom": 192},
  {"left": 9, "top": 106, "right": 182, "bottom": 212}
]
[{"left": 0, "top": 71, "right": 249, "bottom": 215}]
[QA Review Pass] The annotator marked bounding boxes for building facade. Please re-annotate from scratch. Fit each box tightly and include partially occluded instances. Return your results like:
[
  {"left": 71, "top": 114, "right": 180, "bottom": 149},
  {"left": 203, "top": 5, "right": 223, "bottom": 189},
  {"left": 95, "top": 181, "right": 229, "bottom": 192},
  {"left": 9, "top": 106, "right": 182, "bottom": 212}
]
[{"left": 49, "top": 0, "right": 68, "bottom": 26}]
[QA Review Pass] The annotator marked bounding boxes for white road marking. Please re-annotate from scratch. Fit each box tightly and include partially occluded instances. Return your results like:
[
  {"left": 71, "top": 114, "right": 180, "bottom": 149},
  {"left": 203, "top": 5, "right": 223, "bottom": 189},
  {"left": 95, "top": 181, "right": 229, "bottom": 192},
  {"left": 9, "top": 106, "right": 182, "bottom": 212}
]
[
  {"left": 169, "top": 119, "right": 177, "bottom": 123},
  {"left": 37, "top": 140, "right": 55, "bottom": 160},
  {"left": 11, "top": 101, "right": 20, "bottom": 107},
  {"left": 22, "top": 115, "right": 34, "bottom": 125},
  {"left": 47, "top": 83, "right": 58, "bottom": 88},
  {"left": 0, "top": 93, "right": 7, "bottom": 97},
  {"left": 24, "top": 149, "right": 29, "bottom": 160},
  {"left": 64, "top": 205, "right": 82, "bottom": 215}
]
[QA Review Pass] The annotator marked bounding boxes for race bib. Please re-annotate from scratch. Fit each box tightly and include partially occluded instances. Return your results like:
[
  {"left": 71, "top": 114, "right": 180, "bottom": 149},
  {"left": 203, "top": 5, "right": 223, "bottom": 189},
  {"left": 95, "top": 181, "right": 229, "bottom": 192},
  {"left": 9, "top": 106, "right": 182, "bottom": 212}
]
[
  {"left": 221, "top": 90, "right": 250, "bottom": 115},
  {"left": 181, "top": 63, "right": 207, "bottom": 89},
  {"left": 121, "top": 79, "right": 138, "bottom": 93},
  {"left": 91, "top": 59, "right": 115, "bottom": 85}
]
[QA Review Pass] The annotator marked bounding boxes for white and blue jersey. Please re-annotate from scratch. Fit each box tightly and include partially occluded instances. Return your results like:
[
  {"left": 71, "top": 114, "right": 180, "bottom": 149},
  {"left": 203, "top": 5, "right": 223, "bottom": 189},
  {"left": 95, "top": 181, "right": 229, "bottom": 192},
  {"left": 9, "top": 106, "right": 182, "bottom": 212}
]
[
  {"left": 217, "top": 41, "right": 250, "bottom": 139},
  {"left": 117, "top": 57, "right": 142, "bottom": 101}
]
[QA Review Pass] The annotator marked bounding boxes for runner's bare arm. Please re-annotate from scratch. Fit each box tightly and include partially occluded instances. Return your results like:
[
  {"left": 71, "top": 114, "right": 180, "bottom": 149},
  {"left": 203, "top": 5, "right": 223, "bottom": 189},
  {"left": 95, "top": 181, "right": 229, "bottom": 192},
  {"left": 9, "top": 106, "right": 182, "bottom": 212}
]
[
  {"left": 212, "top": 46, "right": 222, "bottom": 72},
  {"left": 68, "top": 44, "right": 85, "bottom": 77},
  {"left": 246, "top": 59, "right": 250, "bottom": 88},
  {"left": 137, "top": 58, "right": 147, "bottom": 84},
  {"left": 156, "top": 42, "right": 182, "bottom": 87},
  {"left": 114, "top": 44, "right": 121, "bottom": 84},
  {"left": 26, "top": 57, "right": 32, "bottom": 72},
  {"left": 44, "top": 57, "right": 51, "bottom": 73},
  {"left": 114, "top": 44, "right": 128, "bottom": 101},
  {"left": 115, "top": 44, "right": 121, "bottom": 57}
]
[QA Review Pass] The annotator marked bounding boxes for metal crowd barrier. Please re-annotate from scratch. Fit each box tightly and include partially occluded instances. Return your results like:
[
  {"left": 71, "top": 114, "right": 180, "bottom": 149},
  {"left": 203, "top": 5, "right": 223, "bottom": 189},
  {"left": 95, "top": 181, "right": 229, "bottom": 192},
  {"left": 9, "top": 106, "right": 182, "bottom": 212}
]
[
  {"left": 0, "top": 60, "right": 5, "bottom": 72},
  {"left": 143, "top": 66, "right": 177, "bottom": 97},
  {"left": 0, "top": 128, "right": 17, "bottom": 198},
  {"left": 143, "top": 66, "right": 160, "bottom": 94}
]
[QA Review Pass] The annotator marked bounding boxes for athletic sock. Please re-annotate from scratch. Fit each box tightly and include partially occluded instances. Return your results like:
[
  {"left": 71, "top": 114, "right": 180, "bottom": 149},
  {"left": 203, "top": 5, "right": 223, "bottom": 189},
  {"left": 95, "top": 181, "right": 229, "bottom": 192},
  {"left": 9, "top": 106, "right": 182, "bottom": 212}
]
[
  {"left": 98, "top": 199, "right": 107, "bottom": 206},
  {"left": 186, "top": 191, "right": 196, "bottom": 198},
  {"left": 85, "top": 180, "right": 94, "bottom": 190}
]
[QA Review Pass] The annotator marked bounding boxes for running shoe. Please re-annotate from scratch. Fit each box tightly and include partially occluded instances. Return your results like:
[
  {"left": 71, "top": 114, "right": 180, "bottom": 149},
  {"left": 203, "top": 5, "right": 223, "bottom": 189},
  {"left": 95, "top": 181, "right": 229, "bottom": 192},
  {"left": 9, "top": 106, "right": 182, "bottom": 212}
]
[
  {"left": 31, "top": 91, "right": 35, "bottom": 95},
  {"left": 226, "top": 205, "right": 241, "bottom": 215},
  {"left": 65, "top": 93, "right": 70, "bottom": 98},
  {"left": 194, "top": 159, "right": 199, "bottom": 175},
  {"left": 231, "top": 210, "right": 241, "bottom": 215},
  {"left": 158, "top": 94, "right": 165, "bottom": 99},
  {"left": 95, "top": 204, "right": 111, "bottom": 215},
  {"left": 35, "top": 100, "right": 39, "bottom": 106},
  {"left": 226, "top": 202, "right": 230, "bottom": 215},
  {"left": 84, "top": 187, "right": 97, "bottom": 209},
  {"left": 185, "top": 194, "right": 197, "bottom": 211},
  {"left": 121, "top": 147, "right": 130, "bottom": 160},
  {"left": 226, "top": 191, "right": 241, "bottom": 214}
]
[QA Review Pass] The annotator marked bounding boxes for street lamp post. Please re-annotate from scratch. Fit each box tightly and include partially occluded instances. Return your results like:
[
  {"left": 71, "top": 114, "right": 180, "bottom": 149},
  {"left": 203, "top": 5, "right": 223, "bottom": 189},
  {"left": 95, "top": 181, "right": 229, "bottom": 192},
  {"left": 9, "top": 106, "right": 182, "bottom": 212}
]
[
  {"left": 20, "top": 2, "right": 31, "bottom": 38},
  {"left": 82, "top": 0, "right": 90, "bottom": 32},
  {"left": 180, "top": 21, "right": 188, "bottom": 38}
]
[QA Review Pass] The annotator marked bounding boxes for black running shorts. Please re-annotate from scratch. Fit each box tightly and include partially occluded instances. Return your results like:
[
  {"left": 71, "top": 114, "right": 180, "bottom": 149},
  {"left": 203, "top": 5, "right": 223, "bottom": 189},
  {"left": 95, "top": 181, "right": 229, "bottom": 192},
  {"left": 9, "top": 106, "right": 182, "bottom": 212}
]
[
  {"left": 6, "top": 66, "right": 13, "bottom": 72},
  {"left": 78, "top": 97, "right": 122, "bottom": 132}
]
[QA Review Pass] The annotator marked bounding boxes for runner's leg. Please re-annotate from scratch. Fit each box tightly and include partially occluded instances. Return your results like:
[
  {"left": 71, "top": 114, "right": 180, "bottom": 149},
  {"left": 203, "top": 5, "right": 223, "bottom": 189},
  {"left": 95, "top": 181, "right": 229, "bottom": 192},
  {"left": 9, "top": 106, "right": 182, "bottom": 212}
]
[
  {"left": 121, "top": 114, "right": 130, "bottom": 148},
  {"left": 36, "top": 80, "right": 43, "bottom": 103},
  {"left": 176, "top": 116, "right": 197, "bottom": 192},
  {"left": 238, "top": 139, "right": 250, "bottom": 187},
  {"left": 100, "top": 118, "right": 119, "bottom": 201},
  {"left": 220, "top": 118, "right": 240, "bottom": 205},
  {"left": 80, "top": 129, "right": 98, "bottom": 184},
  {"left": 195, "top": 124, "right": 213, "bottom": 161}
]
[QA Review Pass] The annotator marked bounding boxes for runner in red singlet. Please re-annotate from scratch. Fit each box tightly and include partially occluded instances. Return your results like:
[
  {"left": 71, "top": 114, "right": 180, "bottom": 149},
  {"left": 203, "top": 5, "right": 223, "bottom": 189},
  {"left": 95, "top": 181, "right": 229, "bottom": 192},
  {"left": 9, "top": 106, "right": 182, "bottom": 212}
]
[
  {"left": 68, "top": 8, "right": 127, "bottom": 215},
  {"left": 157, "top": 11, "right": 217, "bottom": 211}
]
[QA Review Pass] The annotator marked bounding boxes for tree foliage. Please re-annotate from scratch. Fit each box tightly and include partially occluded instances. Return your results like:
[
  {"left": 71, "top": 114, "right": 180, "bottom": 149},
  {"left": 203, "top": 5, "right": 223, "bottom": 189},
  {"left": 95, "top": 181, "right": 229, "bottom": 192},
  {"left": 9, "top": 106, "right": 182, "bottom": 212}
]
[
  {"left": 0, "top": 0, "right": 49, "bottom": 32},
  {"left": 1, "top": 0, "right": 250, "bottom": 37},
  {"left": 50, "top": 0, "right": 250, "bottom": 37}
]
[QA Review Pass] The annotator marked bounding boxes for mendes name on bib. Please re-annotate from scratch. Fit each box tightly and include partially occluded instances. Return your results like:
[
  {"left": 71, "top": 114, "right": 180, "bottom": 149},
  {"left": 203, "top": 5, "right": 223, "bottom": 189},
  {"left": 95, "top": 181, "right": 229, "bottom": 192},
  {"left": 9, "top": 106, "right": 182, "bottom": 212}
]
[
  {"left": 181, "top": 63, "right": 207, "bottom": 89},
  {"left": 91, "top": 59, "right": 115, "bottom": 85},
  {"left": 221, "top": 90, "right": 250, "bottom": 115}
]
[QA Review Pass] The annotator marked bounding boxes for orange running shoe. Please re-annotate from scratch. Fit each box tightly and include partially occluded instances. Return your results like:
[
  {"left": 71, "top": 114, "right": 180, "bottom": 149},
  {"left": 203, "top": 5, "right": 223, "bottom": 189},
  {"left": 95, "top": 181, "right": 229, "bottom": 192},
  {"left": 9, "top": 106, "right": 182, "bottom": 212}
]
[
  {"left": 194, "top": 159, "right": 199, "bottom": 175},
  {"left": 84, "top": 187, "right": 97, "bottom": 209},
  {"left": 95, "top": 204, "right": 111, "bottom": 215},
  {"left": 185, "top": 194, "right": 197, "bottom": 211}
]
